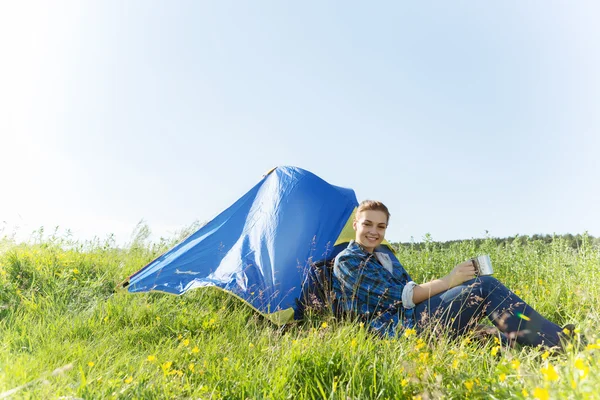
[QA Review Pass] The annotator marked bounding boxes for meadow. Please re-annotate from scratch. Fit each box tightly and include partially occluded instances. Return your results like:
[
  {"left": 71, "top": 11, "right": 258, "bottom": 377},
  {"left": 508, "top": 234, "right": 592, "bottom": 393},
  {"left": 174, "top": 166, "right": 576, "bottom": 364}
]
[{"left": 1, "top": 228, "right": 599, "bottom": 399}]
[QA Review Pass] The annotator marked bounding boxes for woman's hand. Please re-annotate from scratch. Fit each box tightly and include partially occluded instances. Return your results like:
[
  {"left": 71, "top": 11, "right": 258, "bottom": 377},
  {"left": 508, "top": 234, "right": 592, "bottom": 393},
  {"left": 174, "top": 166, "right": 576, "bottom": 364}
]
[{"left": 443, "top": 260, "right": 477, "bottom": 289}]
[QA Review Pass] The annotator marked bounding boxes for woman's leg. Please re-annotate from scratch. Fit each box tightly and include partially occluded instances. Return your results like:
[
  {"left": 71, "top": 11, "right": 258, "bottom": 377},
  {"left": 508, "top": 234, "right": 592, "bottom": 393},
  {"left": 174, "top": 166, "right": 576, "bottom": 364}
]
[{"left": 413, "top": 276, "right": 563, "bottom": 347}]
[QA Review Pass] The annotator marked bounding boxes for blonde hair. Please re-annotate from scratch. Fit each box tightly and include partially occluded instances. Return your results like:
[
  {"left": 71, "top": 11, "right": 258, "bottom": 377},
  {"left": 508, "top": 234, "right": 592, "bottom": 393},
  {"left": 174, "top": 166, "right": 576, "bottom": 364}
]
[{"left": 356, "top": 200, "right": 390, "bottom": 223}]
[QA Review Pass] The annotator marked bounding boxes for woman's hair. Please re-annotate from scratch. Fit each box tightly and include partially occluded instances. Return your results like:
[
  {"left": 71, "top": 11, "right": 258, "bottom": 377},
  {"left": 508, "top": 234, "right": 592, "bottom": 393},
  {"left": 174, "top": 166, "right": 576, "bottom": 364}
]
[{"left": 356, "top": 200, "right": 390, "bottom": 223}]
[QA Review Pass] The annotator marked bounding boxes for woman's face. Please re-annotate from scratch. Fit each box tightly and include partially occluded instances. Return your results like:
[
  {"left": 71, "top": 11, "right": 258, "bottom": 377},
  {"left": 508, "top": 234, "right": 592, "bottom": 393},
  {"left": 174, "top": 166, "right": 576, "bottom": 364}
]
[{"left": 353, "top": 209, "right": 388, "bottom": 252}]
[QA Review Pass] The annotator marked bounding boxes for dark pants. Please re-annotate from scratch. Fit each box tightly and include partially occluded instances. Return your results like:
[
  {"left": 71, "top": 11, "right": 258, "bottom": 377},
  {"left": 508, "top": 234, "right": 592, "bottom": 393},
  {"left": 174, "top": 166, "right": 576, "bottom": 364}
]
[{"left": 413, "top": 276, "right": 563, "bottom": 347}]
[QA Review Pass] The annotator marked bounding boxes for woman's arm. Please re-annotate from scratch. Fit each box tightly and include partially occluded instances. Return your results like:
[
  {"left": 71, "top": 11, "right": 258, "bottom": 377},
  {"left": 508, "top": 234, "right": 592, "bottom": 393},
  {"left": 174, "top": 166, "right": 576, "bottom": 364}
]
[{"left": 412, "top": 260, "right": 477, "bottom": 304}]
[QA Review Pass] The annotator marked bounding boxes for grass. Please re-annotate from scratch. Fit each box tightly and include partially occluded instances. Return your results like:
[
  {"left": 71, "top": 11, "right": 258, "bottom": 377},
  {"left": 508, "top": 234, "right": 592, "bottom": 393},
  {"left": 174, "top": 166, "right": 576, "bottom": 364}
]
[{"left": 0, "top": 230, "right": 599, "bottom": 399}]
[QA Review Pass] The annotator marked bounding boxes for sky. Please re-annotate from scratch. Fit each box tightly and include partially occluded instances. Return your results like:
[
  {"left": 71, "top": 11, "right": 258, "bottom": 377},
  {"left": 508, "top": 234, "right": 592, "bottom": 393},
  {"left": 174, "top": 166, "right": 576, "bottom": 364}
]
[{"left": 1, "top": 1, "right": 599, "bottom": 246}]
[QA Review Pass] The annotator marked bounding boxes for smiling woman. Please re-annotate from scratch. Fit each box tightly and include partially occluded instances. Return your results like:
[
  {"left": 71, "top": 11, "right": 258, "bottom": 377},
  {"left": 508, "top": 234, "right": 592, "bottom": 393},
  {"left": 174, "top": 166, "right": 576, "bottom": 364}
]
[{"left": 332, "top": 200, "right": 581, "bottom": 350}]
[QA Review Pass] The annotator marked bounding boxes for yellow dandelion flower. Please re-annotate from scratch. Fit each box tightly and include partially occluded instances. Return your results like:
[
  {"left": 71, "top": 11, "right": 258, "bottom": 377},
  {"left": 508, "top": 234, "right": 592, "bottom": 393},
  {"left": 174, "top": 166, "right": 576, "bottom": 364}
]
[
  {"left": 223, "top": 357, "right": 229, "bottom": 362},
  {"left": 540, "top": 363, "right": 559, "bottom": 381},
  {"left": 192, "top": 346, "right": 199, "bottom": 354},
  {"left": 72, "top": 268, "right": 79, "bottom": 274},
  {"left": 541, "top": 351, "right": 549, "bottom": 360},
  {"left": 189, "top": 363, "right": 195, "bottom": 372},
  {"left": 499, "top": 373, "right": 506, "bottom": 382},
  {"left": 249, "top": 343, "right": 254, "bottom": 348},
  {"left": 124, "top": 376, "right": 133, "bottom": 384},
  {"left": 412, "top": 396, "right": 422, "bottom": 400},
  {"left": 321, "top": 322, "right": 328, "bottom": 329},
  {"left": 461, "top": 337, "right": 471, "bottom": 346},
  {"left": 292, "top": 339, "right": 298, "bottom": 345},
  {"left": 538, "top": 279, "right": 544, "bottom": 285},
  {"left": 178, "top": 334, "right": 183, "bottom": 340},
  {"left": 162, "top": 361, "right": 173, "bottom": 371},
  {"left": 87, "top": 361, "right": 95, "bottom": 367},
  {"left": 418, "top": 352, "right": 429, "bottom": 362},
  {"left": 585, "top": 343, "right": 599, "bottom": 351},
  {"left": 533, "top": 387, "right": 549, "bottom": 400},
  {"left": 209, "top": 318, "right": 216, "bottom": 324},
  {"left": 522, "top": 389, "right": 528, "bottom": 397},
  {"left": 415, "top": 339, "right": 426, "bottom": 351},
  {"left": 491, "top": 346, "right": 500, "bottom": 356},
  {"left": 176, "top": 370, "right": 183, "bottom": 377},
  {"left": 359, "top": 322, "right": 365, "bottom": 328},
  {"left": 350, "top": 339, "right": 357, "bottom": 348},
  {"left": 182, "top": 338, "right": 190, "bottom": 347},
  {"left": 511, "top": 359, "right": 520, "bottom": 369},
  {"left": 404, "top": 328, "right": 416, "bottom": 337},
  {"left": 452, "top": 359, "right": 459, "bottom": 369},
  {"left": 514, "top": 289, "right": 521, "bottom": 295},
  {"left": 401, "top": 378, "right": 409, "bottom": 387},
  {"left": 147, "top": 355, "right": 156, "bottom": 362},
  {"left": 464, "top": 380, "right": 474, "bottom": 391}
]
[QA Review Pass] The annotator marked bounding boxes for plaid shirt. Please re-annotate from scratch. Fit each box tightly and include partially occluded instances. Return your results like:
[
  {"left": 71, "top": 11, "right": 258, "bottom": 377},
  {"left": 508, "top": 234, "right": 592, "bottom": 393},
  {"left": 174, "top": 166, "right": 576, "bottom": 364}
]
[{"left": 332, "top": 240, "right": 415, "bottom": 335}]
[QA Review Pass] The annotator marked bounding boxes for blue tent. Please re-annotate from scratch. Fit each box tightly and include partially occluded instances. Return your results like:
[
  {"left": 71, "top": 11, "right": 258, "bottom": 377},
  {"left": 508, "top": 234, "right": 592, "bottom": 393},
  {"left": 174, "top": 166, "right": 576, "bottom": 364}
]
[{"left": 123, "top": 166, "right": 359, "bottom": 324}]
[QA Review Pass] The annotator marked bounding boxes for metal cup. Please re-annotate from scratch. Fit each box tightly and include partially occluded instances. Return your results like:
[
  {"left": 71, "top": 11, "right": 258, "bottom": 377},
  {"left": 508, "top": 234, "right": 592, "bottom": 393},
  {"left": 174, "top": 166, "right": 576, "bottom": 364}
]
[{"left": 472, "top": 254, "right": 494, "bottom": 276}]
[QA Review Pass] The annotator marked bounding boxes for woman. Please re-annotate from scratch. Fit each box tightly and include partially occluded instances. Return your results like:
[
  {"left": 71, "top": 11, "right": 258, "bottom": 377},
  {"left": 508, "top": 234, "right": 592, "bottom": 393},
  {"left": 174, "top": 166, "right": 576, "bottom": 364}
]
[{"left": 332, "top": 200, "right": 573, "bottom": 348}]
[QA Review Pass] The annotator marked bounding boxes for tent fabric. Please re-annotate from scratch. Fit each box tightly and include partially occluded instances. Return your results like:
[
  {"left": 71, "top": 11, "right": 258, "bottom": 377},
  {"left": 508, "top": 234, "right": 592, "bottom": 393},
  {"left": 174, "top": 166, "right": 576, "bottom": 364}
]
[{"left": 125, "top": 166, "right": 358, "bottom": 324}]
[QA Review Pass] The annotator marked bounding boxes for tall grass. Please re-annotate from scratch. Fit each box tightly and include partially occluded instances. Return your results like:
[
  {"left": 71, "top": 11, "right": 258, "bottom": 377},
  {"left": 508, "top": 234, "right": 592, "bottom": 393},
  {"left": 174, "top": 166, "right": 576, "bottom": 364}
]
[{"left": 0, "top": 231, "right": 599, "bottom": 399}]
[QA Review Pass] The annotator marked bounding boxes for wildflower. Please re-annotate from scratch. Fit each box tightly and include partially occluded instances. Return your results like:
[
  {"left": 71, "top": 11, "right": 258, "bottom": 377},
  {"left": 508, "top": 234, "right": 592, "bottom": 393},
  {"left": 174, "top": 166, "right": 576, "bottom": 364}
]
[
  {"left": 182, "top": 338, "right": 190, "bottom": 347},
  {"left": 155, "top": 316, "right": 160, "bottom": 321},
  {"left": 533, "top": 387, "right": 549, "bottom": 400},
  {"left": 499, "top": 373, "right": 506, "bottom": 382},
  {"left": 249, "top": 343, "right": 254, "bottom": 348},
  {"left": 162, "top": 361, "right": 173, "bottom": 374},
  {"left": 350, "top": 339, "right": 357, "bottom": 348},
  {"left": 178, "top": 334, "right": 183, "bottom": 340},
  {"left": 511, "top": 359, "right": 520, "bottom": 370},
  {"left": 574, "top": 358, "right": 589, "bottom": 379},
  {"left": 464, "top": 380, "right": 474, "bottom": 391},
  {"left": 493, "top": 337, "right": 500, "bottom": 345},
  {"left": 522, "top": 389, "right": 528, "bottom": 397},
  {"left": 401, "top": 378, "right": 408, "bottom": 387},
  {"left": 321, "top": 322, "right": 328, "bottom": 329},
  {"left": 223, "top": 357, "right": 229, "bottom": 362},
  {"left": 124, "top": 376, "right": 133, "bottom": 384},
  {"left": 404, "top": 328, "right": 416, "bottom": 337},
  {"left": 192, "top": 346, "right": 199, "bottom": 354},
  {"left": 541, "top": 351, "right": 550, "bottom": 360},
  {"left": 176, "top": 370, "right": 183, "bottom": 377},
  {"left": 585, "top": 343, "right": 599, "bottom": 351},
  {"left": 452, "top": 359, "right": 459, "bottom": 369},
  {"left": 538, "top": 279, "right": 544, "bottom": 285},
  {"left": 147, "top": 355, "right": 156, "bottom": 362},
  {"left": 72, "top": 268, "right": 79, "bottom": 274},
  {"left": 292, "top": 340, "right": 298, "bottom": 345},
  {"left": 490, "top": 346, "right": 500, "bottom": 356},
  {"left": 540, "top": 363, "right": 559, "bottom": 381},
  {"left": 514, "top": 289, "right": 521, "bottom": 295},
  {"left": 418, "top": 352, "right": 429, "bottom": 362},
  {"left": 415, "top": 338, "right": 425, "bottom": 350},
  {"left": 189, "top": 363, "right": 195, "bottom": 372}
]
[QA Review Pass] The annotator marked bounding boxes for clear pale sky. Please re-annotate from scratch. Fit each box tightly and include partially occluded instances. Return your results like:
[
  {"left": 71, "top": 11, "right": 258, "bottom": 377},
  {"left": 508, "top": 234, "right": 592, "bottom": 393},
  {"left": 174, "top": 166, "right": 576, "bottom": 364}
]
[{"left": 1, "top": 1, "right": 599, "bottom": 245}]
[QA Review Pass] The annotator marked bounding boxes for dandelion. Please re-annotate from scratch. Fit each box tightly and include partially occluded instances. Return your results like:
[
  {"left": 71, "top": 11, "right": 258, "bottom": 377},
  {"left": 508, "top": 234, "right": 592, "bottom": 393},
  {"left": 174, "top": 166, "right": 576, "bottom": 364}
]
[
  {"left": 464, "top": 380, "right": 474, "bottom": 391},
  {"left": 490, "top": 346, "right": 500, "bottom": 356},
  {"left": 514, "top": 289, "right": 521, "bottom": 296},
  {"left": 176, "top": 370, "right": 183, "bottom": 377},
  {"left": 540, "top": 363, "right": 559, "bottom": 381},
  {"left": 415, "top": 338, "right": 426, "bottom": 351},
  {"left": 521, "top": 389, "right": 528, "bottom": 397},
  {"left": 401, "top": 378, "right": 409, "bottom": 387},
  {"left": 192, "top": 346, "right": 199, "bottom": 354},
  {"left": 124, "top": 376, "right": 133, "bottom": 384},
  {"left": 223, "top": 357, "right": 229, "bottom": 362},
  {"left": 533, "top": 387, "right": 549, "bottom": 400},
  {"left": 147, "top": 355, "right": 156, "bottom": 362},
  {"left": 178, "top": 334, "right": 183, "bottom": 340},
  {"left": 452, "top": 359, "right": 459, "bottom": 369},
  {"left": 182, "top": 338, "right": 190, "bottom": 347},
  {"left": 418, "top": 352, "right": 429, "bottom": 362},
  {"left": 511, "top": 359, "right": 520, "bottom": 370},
  {"left": 585, "top": 343, "right": 599, "bottom": 351},
  {"left": 541, "top": 351, "right": 550, "bottom": 360},
  {"left": 321, "top": 322, "right": 328, "bottom": 329},
  {"left": 72, "top": 268, "right": 79, "bottom": 274},
  {"left": 499, "top": 373, "right": 506, "bottom": 382},
  {"left": 461, "top": 337, "right": 471, "bottom": 346},
  {"left": 88, "top": 361, "right": 95, "bottom": 367},
  {"left": 350, "top": 339, "right": 357, "bottom": 348},
  {"left": 189, "top": 363, "right": 195, "bottom": 372},
  {"left": 404, "top": 328, "right": 416, "bottom": 337},
  {"left": 249, "top": 343, "right": 254, "bottom": 348}
]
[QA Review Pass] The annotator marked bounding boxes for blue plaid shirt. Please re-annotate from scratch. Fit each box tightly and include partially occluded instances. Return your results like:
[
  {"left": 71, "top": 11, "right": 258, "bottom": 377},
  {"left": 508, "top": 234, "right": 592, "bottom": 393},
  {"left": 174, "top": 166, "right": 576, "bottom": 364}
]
[{"left": 332, "top": 240, "right": 415, "bottom": 336}]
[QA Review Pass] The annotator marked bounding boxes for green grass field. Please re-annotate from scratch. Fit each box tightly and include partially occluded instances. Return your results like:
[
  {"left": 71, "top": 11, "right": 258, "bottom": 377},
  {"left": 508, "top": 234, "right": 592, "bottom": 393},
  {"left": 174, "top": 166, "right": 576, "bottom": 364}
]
[{"left": 1, "top": 231, "right": 599, "bottom": 399}]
